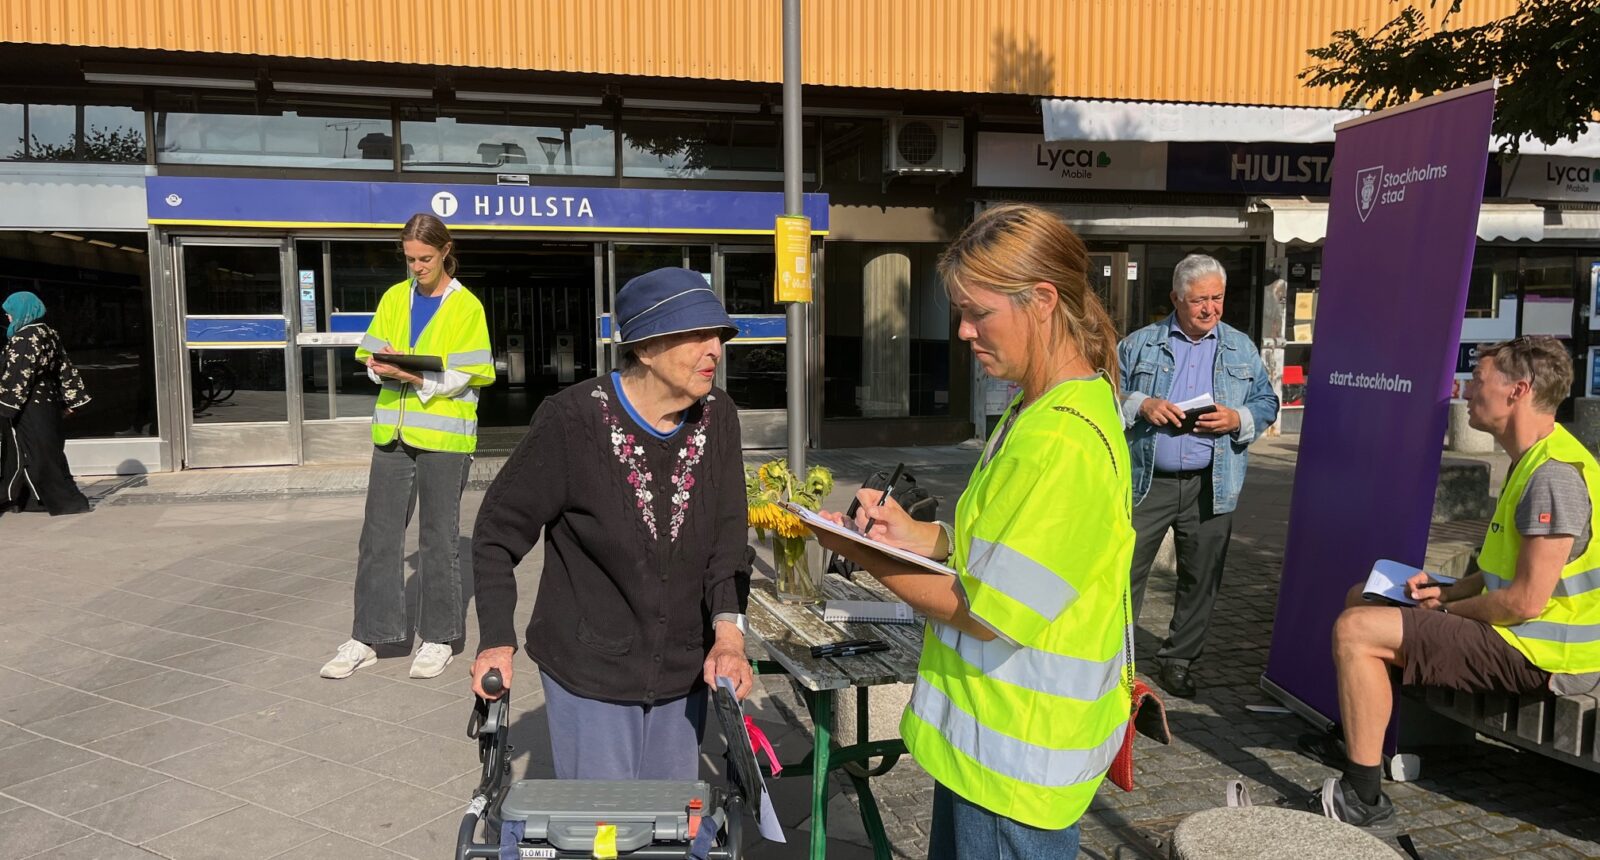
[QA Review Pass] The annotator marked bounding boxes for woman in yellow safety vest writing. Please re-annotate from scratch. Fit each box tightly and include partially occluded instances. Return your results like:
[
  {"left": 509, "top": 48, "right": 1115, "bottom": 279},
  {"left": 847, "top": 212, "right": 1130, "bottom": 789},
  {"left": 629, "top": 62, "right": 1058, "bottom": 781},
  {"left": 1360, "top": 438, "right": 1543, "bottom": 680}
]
[
  {"left": 321, "top": 213, "right": 495, "bottom": 681},
  {"left": 814, "top": 203, "right": 1134, "bottom": 859}
]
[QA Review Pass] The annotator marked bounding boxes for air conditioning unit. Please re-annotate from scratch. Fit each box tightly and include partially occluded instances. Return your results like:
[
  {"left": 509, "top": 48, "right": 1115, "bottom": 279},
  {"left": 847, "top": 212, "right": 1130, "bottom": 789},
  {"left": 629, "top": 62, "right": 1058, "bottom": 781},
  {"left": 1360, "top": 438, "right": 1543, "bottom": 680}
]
[{"left": 884, "top": 117, "right": 965, "bottom": 174}]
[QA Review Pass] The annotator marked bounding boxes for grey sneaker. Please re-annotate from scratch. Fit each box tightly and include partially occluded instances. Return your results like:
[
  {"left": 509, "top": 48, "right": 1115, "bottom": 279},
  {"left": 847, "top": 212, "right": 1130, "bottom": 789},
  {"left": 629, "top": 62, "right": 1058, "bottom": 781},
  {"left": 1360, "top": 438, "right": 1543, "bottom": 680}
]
[
  {"left": 409, "top": 642, "right": 453, "bottom": 679},
  {"left": 320, "top": 639, "right": 377, "bottom": 679},
  {"left": 1308, "top": 776, "right": 1400, "bottom": 839}
]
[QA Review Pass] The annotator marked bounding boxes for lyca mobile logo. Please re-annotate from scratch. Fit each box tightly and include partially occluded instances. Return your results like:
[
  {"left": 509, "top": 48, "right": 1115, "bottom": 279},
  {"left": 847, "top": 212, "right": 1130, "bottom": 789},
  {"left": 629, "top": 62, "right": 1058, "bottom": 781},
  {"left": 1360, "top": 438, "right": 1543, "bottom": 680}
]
[
  {"left": 1035, "top": 145, "right": 1113, "bottom": 179},
  {"left": 1355, "top": 162, "right": 1449, "bottom": 223}
]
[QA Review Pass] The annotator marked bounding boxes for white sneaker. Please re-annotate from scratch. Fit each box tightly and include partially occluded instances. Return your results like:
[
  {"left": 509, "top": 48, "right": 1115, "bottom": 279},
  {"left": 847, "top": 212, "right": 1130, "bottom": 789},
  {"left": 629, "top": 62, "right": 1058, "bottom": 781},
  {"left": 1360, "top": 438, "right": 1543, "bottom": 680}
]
[
  {"left": 320, "top": 639, "right": 377, "bottom": 679},
  {"left": 409, "top": 642, "right": 453, "bottom": 679}
]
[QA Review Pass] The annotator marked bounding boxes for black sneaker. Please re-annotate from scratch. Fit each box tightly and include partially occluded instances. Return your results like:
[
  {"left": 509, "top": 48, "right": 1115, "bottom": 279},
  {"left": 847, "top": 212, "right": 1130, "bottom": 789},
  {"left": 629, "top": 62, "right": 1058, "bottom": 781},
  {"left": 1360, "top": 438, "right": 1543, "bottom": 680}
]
[{"left": 1306, "top": 776, "right": 1400, "bottom": 840}]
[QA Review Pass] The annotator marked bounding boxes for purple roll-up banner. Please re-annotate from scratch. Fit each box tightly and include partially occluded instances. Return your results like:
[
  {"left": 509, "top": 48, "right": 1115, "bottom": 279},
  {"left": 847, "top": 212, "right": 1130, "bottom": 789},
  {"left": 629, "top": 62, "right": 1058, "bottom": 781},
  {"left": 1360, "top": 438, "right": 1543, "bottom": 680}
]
[{"left": 1263, "top": 82, "right": 1498, "bottom": 732}]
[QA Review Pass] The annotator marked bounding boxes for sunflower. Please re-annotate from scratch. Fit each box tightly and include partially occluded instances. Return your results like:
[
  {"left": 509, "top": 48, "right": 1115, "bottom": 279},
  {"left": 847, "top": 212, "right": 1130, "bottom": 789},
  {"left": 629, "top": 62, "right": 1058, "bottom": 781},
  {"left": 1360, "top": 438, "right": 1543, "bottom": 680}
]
[{"left": 746, "top": 459, "right": 834, "bottom": 540}]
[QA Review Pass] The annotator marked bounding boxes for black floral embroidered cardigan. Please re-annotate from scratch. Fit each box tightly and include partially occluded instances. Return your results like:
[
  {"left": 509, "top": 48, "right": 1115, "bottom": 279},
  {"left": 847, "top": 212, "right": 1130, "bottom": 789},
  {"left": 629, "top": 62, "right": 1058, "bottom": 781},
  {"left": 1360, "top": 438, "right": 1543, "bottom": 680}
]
[
  {"left": 0, "top": 323, "right": 91, "bottom": 418},
  {"left": 472, "top": 373, "right": 746, "bottom": 704}
]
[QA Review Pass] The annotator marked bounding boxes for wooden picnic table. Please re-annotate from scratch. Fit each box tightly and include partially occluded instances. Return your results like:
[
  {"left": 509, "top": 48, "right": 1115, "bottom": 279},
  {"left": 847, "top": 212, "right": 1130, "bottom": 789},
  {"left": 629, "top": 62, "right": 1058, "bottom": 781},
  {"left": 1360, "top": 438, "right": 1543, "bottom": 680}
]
[{"left": 747, "top": 572, "right": 924, "bottom": 860}]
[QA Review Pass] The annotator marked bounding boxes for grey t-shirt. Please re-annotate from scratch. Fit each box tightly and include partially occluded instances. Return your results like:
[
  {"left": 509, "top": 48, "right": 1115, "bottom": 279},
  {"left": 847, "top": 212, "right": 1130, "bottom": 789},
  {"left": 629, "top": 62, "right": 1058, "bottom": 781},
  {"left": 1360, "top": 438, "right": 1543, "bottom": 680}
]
[{"left": 1515, "top": 460, "right": 1591, "bottom": 562}]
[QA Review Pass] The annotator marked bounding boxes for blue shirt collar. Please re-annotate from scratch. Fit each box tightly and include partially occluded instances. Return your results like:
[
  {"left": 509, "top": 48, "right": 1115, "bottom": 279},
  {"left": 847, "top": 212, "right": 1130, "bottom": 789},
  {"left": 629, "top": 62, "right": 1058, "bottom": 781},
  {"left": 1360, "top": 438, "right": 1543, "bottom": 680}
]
[
  {"left": 610, "top": 371, "right": 684, "bottom": 440},
  {"left": 1168, "top": 315, "right": 1219, "bottom": 345}
]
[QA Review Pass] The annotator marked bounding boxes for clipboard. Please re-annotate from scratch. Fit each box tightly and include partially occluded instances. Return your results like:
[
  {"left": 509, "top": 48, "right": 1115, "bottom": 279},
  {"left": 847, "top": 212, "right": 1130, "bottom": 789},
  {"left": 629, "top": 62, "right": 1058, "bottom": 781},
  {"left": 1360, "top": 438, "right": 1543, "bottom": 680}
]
[
  {"left": 779, "top": 501, "right": 956, "bottom": 576},
  {"left": 374, "top": 352, "right": 444, "bottom": 373}
]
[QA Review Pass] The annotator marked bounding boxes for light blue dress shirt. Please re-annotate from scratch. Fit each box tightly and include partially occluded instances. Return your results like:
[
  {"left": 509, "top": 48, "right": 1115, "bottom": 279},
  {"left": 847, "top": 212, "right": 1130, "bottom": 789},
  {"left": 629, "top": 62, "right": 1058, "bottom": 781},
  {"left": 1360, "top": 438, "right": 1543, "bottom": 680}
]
[{"left": 1152, "top": 320, "right": 1218, "bottom": 473}]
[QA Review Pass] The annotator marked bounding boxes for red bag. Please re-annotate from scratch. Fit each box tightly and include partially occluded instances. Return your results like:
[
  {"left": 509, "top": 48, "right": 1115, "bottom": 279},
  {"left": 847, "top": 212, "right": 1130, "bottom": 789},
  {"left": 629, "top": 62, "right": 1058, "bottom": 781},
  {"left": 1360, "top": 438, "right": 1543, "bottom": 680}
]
[{"left": 1107, "top": 598, "right": 1172, "bottom": 792}]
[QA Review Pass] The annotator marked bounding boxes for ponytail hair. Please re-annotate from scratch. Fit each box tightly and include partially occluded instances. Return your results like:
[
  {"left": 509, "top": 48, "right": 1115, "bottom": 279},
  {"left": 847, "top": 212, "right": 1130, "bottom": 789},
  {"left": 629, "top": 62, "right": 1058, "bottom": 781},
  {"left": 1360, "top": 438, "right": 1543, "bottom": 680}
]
[
  {"left": 937, "top": 203, "right": 1120, "bottom": 386},
  {"left": 400, "top": 212, "right": 458, "bottom": 277}
]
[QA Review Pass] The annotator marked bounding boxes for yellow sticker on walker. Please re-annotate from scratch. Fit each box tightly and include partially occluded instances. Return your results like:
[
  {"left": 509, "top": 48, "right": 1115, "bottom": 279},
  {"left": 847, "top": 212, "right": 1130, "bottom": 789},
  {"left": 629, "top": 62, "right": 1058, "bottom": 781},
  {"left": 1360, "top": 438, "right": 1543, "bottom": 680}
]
[{"left": 592, "top": 823, "right": 618, "bottom": 859}]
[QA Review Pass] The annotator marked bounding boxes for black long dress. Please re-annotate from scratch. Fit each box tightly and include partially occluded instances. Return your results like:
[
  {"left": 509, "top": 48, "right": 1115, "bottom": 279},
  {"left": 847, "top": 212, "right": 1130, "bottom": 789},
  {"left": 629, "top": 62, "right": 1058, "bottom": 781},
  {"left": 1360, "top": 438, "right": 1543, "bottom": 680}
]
[{"left": 0, "top": 323, "right": 92, "bottom": 515}]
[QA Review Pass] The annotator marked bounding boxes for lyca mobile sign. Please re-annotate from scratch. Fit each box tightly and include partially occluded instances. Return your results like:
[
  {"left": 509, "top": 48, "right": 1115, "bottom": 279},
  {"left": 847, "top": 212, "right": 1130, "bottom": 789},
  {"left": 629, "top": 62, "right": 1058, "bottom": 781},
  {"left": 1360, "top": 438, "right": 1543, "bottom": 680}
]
[
  {"left": 1502, "top": 154, "right": 1600, "bottom": 202},
  {"left": 147, "top": 177, "right": 829, "bottom": 234}
]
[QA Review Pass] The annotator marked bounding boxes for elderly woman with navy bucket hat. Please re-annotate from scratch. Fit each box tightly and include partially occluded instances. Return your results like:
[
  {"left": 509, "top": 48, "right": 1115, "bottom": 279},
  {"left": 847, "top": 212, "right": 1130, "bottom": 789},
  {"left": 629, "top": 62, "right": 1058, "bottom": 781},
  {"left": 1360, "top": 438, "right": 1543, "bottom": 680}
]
[{"left": 470, "top": 267, "right": 755, "bottom": 780}]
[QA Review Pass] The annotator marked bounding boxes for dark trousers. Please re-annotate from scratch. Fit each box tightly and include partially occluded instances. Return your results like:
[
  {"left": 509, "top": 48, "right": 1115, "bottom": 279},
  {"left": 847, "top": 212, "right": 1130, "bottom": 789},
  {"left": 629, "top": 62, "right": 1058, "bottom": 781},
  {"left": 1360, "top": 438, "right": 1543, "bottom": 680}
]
[
  {"left": 1128, "top": 471, "right": 1233, "bottom": 667},
  {"left": 351, "top": 441, "right": 471, "bottom": 646}
]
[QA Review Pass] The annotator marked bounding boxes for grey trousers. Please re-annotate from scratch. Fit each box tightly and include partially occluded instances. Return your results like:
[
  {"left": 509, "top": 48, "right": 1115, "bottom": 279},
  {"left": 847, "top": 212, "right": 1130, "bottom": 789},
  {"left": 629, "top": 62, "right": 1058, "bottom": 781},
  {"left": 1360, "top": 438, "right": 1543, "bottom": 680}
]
[
  {"left": 1128, "top": 471, "right": 1233, "bottom": 668},
  {"left": 540, "top": 670, "right": 708, "bottom": 781},
  {"left": 351, "top": 441, "right": 471, "bottom": 646}
]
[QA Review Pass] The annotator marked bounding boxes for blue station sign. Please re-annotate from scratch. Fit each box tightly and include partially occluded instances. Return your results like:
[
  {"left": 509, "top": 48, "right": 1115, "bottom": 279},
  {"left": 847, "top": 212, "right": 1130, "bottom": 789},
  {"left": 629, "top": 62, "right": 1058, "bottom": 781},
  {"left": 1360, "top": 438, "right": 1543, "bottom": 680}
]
[{"left": 147, "top": 177, "right": 829, "bottom": 235}]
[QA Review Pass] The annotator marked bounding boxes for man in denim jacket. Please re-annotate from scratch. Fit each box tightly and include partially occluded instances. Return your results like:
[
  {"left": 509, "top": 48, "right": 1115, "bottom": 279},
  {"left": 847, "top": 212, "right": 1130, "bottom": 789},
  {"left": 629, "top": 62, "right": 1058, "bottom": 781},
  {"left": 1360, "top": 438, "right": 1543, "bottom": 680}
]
[{"left": 1118, "top": 254, "right": 1279, "bottom": 698}]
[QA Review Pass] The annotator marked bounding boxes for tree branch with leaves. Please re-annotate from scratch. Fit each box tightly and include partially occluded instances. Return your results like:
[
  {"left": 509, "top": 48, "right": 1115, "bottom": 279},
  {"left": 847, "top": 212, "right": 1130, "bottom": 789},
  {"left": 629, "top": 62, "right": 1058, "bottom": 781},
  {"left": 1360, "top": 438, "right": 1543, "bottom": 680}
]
[{"left": 1302, "top": 0, "right": 1600, "bottom": 152}]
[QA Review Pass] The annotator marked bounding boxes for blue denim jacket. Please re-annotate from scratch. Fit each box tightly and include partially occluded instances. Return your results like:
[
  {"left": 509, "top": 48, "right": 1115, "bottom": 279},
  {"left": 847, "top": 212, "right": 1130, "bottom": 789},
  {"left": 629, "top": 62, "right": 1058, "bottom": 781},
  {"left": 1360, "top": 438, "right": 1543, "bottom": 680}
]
[{"left": 1117, "top": 318, "right": 1279, "bottom": 514}]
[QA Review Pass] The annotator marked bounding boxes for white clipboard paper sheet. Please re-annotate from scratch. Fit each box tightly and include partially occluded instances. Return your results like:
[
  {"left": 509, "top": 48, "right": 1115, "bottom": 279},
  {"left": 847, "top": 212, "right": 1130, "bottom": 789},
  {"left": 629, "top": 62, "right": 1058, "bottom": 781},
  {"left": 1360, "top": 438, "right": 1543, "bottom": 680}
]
[{"left": 779, "top": 502, "right": 956, "bottom": 576}]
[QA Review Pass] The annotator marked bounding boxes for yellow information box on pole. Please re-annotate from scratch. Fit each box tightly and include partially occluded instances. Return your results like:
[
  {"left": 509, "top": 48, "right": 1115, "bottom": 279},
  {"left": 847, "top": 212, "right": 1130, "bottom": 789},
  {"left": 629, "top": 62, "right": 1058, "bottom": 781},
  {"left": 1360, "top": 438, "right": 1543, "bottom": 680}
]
[{"left": 774, "top": 214, "right": 813, "bottom": 303}]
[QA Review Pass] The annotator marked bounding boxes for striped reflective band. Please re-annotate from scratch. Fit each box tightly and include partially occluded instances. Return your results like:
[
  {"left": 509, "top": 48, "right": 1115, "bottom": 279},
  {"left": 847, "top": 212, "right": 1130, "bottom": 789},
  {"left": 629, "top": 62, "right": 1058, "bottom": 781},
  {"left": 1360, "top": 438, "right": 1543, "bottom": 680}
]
[
  {"left": 1510, "top": 619, "right": 1600, "bottom": 645},
  {"left": 908, "top": 680, "right": 1124, "bottom": 788},
  {"left": 360, "top": 334, "right": 390, "bottom": 353},
  {"left": 372, "top": 409, "right": 477, "bottom": 437},
  {"left": 1484, "top": 567, "right": 1600, "bottom": 598},
  {"left": 967, "top": 537, "right": 1077, "bottom": 620},
  {"left": 449, "top": 349, "right": 493, "bottom": 367},
  {"left": 935, "top": 624, "right": 1124, "bottom": 701}
]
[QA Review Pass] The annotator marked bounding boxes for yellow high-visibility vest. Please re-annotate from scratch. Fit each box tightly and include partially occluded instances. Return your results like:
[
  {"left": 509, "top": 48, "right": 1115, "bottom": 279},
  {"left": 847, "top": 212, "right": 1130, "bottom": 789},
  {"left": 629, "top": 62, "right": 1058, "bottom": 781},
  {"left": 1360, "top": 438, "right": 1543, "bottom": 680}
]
[
  {"left": 901, "top": 375, "right": 1135, "bottom": 830},
  {"left": 1479, "top": 424, "right": 1600, "bottom": 674},
  {"left": 354, "top": 279, "right": 494, "bottom": 453}
]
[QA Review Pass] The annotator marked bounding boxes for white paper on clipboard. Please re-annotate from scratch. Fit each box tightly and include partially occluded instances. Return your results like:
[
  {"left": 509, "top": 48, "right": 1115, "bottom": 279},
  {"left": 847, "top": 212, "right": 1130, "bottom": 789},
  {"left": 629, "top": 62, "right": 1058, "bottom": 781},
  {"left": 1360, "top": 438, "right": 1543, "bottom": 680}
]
[{"left": 780, "top": 502, "right": 956, "bottom": 576}]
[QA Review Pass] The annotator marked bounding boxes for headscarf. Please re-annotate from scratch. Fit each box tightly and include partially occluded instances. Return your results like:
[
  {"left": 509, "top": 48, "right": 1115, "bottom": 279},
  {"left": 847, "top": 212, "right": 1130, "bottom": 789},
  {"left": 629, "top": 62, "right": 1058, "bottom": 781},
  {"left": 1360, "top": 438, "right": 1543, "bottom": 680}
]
[{"left": 3, "top": 292, "right": 45, "bottom": 338}]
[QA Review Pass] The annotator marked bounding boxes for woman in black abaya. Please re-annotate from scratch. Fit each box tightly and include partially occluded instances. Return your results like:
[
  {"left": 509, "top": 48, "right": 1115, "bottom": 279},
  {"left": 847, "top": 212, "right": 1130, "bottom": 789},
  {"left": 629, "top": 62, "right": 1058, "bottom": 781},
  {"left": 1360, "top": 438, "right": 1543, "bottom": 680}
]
[{"left": 0, "top": 291, "right": 91, "bottom": 515}]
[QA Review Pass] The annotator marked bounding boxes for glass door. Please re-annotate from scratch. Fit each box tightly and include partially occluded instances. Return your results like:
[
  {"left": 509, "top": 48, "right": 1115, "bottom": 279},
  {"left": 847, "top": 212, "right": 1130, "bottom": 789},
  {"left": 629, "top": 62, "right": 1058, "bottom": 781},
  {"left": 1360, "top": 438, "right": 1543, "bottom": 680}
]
[
  {"left": 1086, "top": 250, "right": 1130, "bottom": 336},
  {"left": 716, "top": 245, "right": 786, "bottom": 448},
  {"left": 176, "top": 239, "right": 300, "bottom": 468}
]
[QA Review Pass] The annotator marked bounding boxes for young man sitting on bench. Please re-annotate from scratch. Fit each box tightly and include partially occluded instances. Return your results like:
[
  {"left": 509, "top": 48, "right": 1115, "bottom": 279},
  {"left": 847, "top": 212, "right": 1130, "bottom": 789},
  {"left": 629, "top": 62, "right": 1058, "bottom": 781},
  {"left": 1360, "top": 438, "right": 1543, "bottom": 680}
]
[{"left": 1308, "top": 337, "right": 1600, "bottom": 836}]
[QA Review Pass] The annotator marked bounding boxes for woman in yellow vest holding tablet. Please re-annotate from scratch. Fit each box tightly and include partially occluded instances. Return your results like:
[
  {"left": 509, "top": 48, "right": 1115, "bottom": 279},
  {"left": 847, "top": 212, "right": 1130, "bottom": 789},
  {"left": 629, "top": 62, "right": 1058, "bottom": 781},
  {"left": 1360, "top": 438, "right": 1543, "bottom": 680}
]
[
  {"left": 322, "top": 213, "right": 495, "bottom": 681},
  {"left": 815, "top": 204, "right": 1134, "bottom": 859}
]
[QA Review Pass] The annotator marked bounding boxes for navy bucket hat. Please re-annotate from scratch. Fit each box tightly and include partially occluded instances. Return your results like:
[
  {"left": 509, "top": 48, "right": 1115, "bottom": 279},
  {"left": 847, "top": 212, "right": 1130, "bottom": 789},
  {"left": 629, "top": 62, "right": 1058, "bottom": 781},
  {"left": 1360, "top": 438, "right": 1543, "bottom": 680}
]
[{"left": 616, "top": 267, "right": 738, "bottom": 346}]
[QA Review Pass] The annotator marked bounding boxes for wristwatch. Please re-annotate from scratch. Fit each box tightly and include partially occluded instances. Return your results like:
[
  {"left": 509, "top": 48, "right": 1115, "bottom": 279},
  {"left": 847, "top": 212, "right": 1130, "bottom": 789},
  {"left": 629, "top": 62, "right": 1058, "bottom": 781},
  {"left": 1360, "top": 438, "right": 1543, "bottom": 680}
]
[{"left": 936, "top": 520, "right": 956, "bottom": 562}]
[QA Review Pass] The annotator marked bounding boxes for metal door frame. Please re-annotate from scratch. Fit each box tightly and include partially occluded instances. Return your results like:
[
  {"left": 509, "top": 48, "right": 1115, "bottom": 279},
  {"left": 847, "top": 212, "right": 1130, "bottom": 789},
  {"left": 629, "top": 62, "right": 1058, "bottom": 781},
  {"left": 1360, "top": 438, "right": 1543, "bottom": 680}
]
[{"left": 174, "top": 236, "right": 302, "bottom": 468}]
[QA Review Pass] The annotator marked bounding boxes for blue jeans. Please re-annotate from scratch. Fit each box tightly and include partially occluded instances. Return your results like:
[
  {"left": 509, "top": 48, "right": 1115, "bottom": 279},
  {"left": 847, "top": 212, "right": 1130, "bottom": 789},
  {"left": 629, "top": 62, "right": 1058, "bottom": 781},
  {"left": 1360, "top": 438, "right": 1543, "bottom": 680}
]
[{"left": 928, "top": 783, "right": 1080, "bottom": 860}]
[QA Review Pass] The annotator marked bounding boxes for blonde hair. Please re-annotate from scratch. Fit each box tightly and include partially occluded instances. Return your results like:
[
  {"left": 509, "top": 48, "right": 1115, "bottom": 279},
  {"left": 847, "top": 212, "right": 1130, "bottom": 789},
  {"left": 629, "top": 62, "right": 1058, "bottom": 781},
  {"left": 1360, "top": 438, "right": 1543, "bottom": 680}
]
[{"left": 938, "top": 203, "right": 1120, "bottom": 383}]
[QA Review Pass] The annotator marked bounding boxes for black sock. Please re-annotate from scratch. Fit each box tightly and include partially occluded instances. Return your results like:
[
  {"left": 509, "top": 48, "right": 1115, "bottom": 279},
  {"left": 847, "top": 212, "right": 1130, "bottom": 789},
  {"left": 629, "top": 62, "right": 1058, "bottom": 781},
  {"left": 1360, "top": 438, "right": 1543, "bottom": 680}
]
[{"left": 1341, "top": 762, "right": 1383, "bottom": 806}]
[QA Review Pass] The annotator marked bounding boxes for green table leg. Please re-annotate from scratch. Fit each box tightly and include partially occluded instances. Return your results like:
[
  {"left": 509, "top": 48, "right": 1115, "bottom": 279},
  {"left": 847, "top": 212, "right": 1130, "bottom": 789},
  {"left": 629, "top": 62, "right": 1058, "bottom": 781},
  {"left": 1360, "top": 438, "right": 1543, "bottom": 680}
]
[{"left": 806, "top": 689, "right": 832, "bottom": 860}]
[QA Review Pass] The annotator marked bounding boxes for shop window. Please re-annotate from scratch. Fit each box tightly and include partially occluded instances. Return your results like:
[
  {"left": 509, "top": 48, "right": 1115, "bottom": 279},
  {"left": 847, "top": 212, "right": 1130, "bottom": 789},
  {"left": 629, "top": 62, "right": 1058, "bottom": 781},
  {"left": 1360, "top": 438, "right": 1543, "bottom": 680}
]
[
  {"left": 1466, "top": 247, "right": 1519, "bottom": 319},
  {"left": 1, "top": 103, "right": 145, "bottom": 163},
  {"left": 818, "top": 118, "right": 882, "bottom": 186},
  {"left": 623, "top": 114, "right": 784, "bottom": 181},
  {"left": 155, "top": 95, "right": 391, "bottom": 170},
  {"left": 721, "top": 250, "right": 786, "bottom": 411},
  {"left": 823, "top": 243, "right": 950, "bottom": 419},
  {"left": 1142, "top": 245, "right": 1259, "bottom": 340},
  {"left": 1520, "top": 253, "right": 1577, "bottom": 339},
  {"left": 401, "top": 108, "right": 615, "bottom": 176},
  {"left": 0, "top": 231, "right": 157, "bottom": 438}
]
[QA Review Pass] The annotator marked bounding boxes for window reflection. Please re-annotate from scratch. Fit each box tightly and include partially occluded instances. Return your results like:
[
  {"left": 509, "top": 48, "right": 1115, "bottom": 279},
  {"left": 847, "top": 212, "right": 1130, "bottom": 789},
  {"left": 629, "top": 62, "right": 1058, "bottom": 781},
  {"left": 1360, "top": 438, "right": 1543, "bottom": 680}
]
[
  {"left": 402, "top": 109, "right": 615, "bottom": 176},
  {"left": 623, "top": 115, "right": 782, "bottom": 180},
  {"left": 0, "top": 231, "right": 157, "bottom": 438},
  {"left": 157, "top": 99, "right": 391, "bottom": 169},
  {"left": 1, "top": 103, "right": 144, "bottom": 162}
]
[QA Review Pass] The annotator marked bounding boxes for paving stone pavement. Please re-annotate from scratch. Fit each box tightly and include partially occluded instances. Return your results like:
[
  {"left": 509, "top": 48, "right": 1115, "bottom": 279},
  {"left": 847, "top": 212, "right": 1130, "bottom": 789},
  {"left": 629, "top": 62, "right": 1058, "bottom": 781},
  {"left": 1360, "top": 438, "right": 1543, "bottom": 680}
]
[{"left": 7, "top": 437, "right": 1600, "bottom": 858}]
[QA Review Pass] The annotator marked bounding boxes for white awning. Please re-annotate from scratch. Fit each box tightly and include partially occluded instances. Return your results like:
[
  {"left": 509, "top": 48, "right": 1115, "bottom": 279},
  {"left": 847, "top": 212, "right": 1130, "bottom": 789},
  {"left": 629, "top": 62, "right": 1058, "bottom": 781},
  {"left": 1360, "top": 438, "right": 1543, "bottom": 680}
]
[
  {"left": 982, "top": 201, "right": 1255, "bottom": 240},
  {"left": 0, "top": 163, "right": 149, "bottom": 231},
  {"left": 1544, "top": 208, "right": 1600, "bottom": 242},
  {"left": 1042, "top": 98, "right": 1600, "bottom": 157},
  {"left": 1253, "top": 198, "right": 1546, "bottom": 244}
]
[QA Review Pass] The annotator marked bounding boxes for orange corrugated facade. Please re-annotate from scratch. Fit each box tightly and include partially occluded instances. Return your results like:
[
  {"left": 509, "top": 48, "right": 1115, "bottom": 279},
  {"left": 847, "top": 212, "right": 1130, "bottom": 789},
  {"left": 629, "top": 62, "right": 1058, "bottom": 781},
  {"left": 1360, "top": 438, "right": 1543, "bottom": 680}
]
[{"left": 0, "top": 0, "right": 1517, "bottom": 107}]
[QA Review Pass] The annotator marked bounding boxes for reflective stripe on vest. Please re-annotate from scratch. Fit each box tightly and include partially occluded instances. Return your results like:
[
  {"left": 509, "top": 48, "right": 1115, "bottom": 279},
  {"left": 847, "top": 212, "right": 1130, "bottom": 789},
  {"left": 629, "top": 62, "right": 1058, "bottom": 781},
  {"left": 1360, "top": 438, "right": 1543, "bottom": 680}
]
[
  {"left": 1484, "top": 567, "right": 1600, "bottom": 599},
  {"left": 932, "top": 623, "right": 1124, "bottom": 701},
  {"left": 360, "top": 333, "right": 391, "bottom": 353},
  {"left": 966, "top": 537, "right": 1078, "bottom": 621},
  {"left": 1480, "top": 424, "right": 1600, "bottom": 674},
  {"left": 371, "top": 409, "right": 477, "bottom": 438},
  {"left": 907, "top": 680, "right": 1125, "bottom": 788},
  {"left": 449, "top": 349, "right": 493, "bottom": 367}
]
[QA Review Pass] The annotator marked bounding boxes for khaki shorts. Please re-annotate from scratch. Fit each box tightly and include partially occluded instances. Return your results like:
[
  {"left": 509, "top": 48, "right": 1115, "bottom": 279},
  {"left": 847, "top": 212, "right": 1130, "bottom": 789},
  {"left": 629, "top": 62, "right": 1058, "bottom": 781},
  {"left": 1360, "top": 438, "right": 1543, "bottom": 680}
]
[{"left": 1400, "top": 607, "right": 1550, "bottom": 695}]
